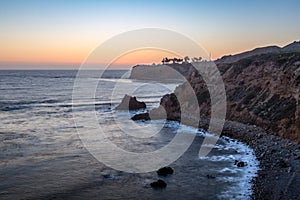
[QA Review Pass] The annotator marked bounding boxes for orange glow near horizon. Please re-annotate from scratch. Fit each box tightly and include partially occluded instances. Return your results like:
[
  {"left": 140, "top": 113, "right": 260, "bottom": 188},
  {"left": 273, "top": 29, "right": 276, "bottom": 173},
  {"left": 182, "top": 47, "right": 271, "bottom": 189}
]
[
  {"left": 0, "top": 24, "right": 295, "bottom": 68},
  {"left": 1, "top": 1, "right": 299, "bottom": 69},
  {"left": 110, "top": 49, "right": 181, "bottom": 66},
  {"left": 0, "top": 48, "right": 185, "bottom": 69},
  {"left": 0, "top": 42, "right": 186, "bottom": 67},
  {"left": 0, "top": 39, "right": 93, "bottom": 64},
  {"left": 0, "top": 38, "right": 297, "bottom": 68}
]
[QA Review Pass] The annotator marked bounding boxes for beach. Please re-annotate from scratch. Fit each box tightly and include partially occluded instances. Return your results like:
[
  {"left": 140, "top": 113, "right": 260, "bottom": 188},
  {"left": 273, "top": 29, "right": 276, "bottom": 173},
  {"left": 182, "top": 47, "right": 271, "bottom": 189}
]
[{"left": 220, "top": 121, "right": 300, "bottom": 199}]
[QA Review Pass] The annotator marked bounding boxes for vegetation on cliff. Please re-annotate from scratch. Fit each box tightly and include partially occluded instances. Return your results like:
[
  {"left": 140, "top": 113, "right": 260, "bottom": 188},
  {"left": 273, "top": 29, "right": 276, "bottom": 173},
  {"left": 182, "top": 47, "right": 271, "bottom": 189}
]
[{"left": 157, "top": 52, "right": 300, "bottom": 142}]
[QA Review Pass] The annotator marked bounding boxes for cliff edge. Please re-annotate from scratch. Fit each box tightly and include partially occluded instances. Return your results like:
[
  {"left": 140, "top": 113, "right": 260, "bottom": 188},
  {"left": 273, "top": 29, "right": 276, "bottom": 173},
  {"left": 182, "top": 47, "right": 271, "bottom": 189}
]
[
  {"left": 216, "top": 40, "right": 300, "bottom": 64},
  {"left": 129, "top": 63, "right": 195, "bottom": 81},
  {"left": 154, "top": 52, "right": 300, "bottom": 142}
]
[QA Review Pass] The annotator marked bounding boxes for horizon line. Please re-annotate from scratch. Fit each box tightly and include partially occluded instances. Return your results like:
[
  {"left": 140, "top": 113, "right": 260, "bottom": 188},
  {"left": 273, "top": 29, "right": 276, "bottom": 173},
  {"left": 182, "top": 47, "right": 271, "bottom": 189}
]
[{"left": 1, "top": 39, "right": 298, "bottom": 69}]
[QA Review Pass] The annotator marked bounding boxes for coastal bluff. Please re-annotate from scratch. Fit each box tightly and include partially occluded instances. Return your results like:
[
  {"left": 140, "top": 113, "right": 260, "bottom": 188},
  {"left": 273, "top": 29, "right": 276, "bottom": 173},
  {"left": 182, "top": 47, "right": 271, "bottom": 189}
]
[
  {"left": 129, "top": 41, "right": 300, "bottom": 142},
  {"left": 129, "top": 63, "right": 195, "bottom": 81},
  {"left": 149, "top": 52, "right": 300, "bottom": 142},
  {"left": 129, "top": 51, "right": 300, "bottom": 199},
  {"left": 128, "top": 42, "right": 300, "bottom": 199}
]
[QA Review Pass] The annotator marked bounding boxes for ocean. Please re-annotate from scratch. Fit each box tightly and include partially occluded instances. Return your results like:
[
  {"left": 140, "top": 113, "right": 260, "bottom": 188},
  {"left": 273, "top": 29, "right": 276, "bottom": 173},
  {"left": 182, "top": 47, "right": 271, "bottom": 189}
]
[{"left": 0, "top": 70, "right": 258, "bottom": 200}]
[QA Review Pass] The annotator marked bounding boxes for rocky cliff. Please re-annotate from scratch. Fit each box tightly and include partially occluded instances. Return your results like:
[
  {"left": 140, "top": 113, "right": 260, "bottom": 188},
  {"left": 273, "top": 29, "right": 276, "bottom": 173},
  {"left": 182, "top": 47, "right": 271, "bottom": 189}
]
[{"left": 152, "top": 52, "right": 300, "bottom": 142}]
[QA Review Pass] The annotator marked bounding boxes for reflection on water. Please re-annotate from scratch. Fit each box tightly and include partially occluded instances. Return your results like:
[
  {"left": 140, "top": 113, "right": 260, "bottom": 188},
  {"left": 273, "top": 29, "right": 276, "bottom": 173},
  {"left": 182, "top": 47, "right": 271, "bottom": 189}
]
[{"left": 0, "top": 70, "right": 258, "bottom": 199}]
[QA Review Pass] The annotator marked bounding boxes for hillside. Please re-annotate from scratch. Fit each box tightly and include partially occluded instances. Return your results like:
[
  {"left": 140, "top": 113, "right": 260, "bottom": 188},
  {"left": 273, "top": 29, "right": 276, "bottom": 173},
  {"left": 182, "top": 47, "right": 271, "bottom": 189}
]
[
  {"left": 129, "top": 41, "right": 300, "bottom": 141},
  {"left": 150, "top": 52, "right": 300, "bottom": 142},
  {"left": 282, "top": 41, "right": 300, "bottom": 52},
  {"left": 216, "top": 40, "right": 300, "bottom": 64},
  {"left": 220, "top": 52, "right": 299, "bottom": 141}
]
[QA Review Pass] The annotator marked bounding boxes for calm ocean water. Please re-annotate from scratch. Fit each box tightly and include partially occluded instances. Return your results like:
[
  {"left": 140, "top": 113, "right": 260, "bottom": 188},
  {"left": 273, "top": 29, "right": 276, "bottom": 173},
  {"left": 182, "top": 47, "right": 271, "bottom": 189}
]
[{"left": 0, "top": 70, "right": 258, "bottom": 200}]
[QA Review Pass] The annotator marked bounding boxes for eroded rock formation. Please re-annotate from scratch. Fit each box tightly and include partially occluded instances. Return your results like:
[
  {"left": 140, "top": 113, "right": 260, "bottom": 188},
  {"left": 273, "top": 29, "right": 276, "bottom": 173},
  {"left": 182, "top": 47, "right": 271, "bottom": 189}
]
[{"left": 115, "top": 94, "right": 146, "bottom": 110}]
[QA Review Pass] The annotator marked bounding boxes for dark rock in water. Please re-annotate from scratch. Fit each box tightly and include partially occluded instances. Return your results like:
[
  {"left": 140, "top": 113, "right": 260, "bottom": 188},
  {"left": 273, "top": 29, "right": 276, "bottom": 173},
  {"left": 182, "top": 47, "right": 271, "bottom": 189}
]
[
  {"left": 131, "top": 113, "right": 150, "bottom": 121},
  {"left": 131, "top": 107, "right": 166, "bottom": 121},
  {"left": 115, "top": 94, "right": 146, "bottom": 110},
  {"left": 237, "top": 161, "right": 245, "bottom": 167},
  {"left": 102, "top": 174, "right": 114, "bottom": 179},
  {"left": 157, "top": 167, "right": 174, "bottom": 176},
  {"left": 130, "top": 92, "right": 182, "bottom": 122},
  {"left": 234, "top": 160, "right": 246, "bottom": 167},
  {"left": 206, "top": 174, "right": 216, "bottom": 179},
  {"left": 150, "top": 179, "right": 167, "bottom": 189}
]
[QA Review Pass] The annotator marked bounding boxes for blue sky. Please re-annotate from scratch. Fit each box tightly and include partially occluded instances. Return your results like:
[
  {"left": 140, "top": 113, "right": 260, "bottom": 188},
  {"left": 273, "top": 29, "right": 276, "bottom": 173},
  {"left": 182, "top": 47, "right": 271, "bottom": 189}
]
[{"left": 0, "top": 0, "right": 299, "bottom": 68}]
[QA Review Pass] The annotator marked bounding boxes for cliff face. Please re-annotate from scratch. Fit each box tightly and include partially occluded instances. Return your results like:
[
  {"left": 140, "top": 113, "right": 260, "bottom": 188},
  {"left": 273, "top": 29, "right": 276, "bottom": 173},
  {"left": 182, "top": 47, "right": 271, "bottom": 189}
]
[
  {"left": 221, "top": 53, "right": 300, "bottom": 141},
  {"left": 157, "top": 52, "right": 300, "bottom": 142}
]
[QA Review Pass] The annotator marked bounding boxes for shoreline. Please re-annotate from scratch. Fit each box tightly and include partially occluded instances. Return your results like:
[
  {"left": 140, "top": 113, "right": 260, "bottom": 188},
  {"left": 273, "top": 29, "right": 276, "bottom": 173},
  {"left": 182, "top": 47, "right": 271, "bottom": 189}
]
[
  {"left": 219, "top": 120, "right": 300, "bottom": 200},
  {"left": 132, "top": 106, "right": 300, "bottom": 199},
  {"left": 133, "top": 110, "right": 300, "bottom": 199}
]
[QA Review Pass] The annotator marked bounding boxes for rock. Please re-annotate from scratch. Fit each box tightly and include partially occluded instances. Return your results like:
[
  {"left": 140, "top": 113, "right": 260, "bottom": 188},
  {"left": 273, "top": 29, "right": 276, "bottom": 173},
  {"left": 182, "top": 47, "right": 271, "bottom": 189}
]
[
  {"left": 131, "top": 106, "right": 167, "bottom": 121},
  {"left": 102, "top": 174, "right": 114, "bottom": 179},
  {"left": 150, "top": 179, "right": 167, "bottom": 189},
  {"left": 278, "top": 159, "right": 289, "bottom": 168},
  {"left": 157, "top": 167, "right": 174, "bottom": 176},
  {"left": 260, "top": 152, "right": 265, "bottom": 158},
  {"left": 156, "top": 93, "right": 181, "bottom": 121},
  {"left": 234, "top": 160, "right": 246, "bottom": 167},
  {"left": 115, "top": 94, "right": 146, "bottom": 110},
  {"left": 131, "top": 113, "right": 150, "bottom": 121},
  {"left": 237, "top": 161, "right": 246, "bottom": 167},
  {"left": 271, "top": 149, "right": 277, "bottom": 153},
  {"left": 206, "top": 174, "right": 216, "bottom": 179}
]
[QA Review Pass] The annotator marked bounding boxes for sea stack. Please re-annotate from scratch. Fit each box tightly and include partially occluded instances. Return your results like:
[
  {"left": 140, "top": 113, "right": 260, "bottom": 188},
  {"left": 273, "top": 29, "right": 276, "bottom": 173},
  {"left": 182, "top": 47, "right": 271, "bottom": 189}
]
[{"left": 115, "top": 94, "right": 146, "bottom": 110}]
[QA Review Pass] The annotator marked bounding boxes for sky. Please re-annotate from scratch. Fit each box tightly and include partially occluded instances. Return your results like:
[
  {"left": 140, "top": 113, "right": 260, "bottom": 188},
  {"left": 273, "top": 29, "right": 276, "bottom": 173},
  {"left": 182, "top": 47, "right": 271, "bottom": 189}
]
[{"left": 0, "top": 0, "right": 299, "bottom": 69}]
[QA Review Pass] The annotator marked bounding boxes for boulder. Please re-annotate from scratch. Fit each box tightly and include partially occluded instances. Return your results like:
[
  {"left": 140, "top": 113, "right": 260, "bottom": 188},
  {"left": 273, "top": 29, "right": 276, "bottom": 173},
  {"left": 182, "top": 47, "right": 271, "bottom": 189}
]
[
  {"left": 237, "top": 161, "right": 245, "bottom": 167},
  {"left": 131, "top": 106, "right": 167, "bottom": 121},
  {"left": 157, "top": 167, "right": 174, "bottom": 176},
  {"left": 115, "top": 94, "right": 146, "bottom": 110},
  {"left": 150, "top": 179, "right": 167, "bottom": 189},
  {"left": 131, "top": 113, "right": 150, "bottom": 121},
  {"left": 234, "top": 160, "right": 246, "bottom": 167},
  {"left": 206, "top": 174, "right": 216, "bottom": 179},
  {"left": 278, "top": 159, "right": 289, "bottom": 168}
]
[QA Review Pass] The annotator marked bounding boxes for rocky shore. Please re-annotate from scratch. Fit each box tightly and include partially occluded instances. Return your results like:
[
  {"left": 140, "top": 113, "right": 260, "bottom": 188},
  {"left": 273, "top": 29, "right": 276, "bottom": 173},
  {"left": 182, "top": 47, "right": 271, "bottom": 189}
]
[
  {"left": 220, "top": 120, "right": 300, "bottom": 200},
  {"left": 130, "top": 49, "right": 300, "bottom": 199},
  {"left": 132, "top": 111, "right": 300, "bottom": 199},
  {"left": 132, "top": 113, "right": 300, "bottom": 199}
]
